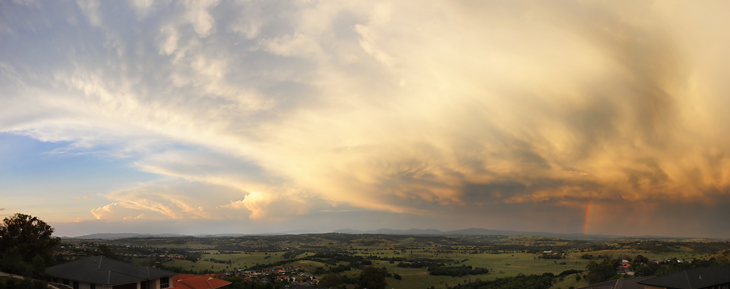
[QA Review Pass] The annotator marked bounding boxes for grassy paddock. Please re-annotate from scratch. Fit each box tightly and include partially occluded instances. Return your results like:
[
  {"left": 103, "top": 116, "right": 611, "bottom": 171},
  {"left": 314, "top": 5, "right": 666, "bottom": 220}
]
[
  {"left": 162, "top": 248, "right": 708, "bottom": 288},
  {"left": 97, "top": 235, "right": 725, "bottom": 289}
]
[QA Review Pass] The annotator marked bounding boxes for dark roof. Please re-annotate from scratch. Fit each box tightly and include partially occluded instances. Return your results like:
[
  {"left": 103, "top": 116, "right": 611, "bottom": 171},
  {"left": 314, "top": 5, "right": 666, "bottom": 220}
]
[
  {"left": 579, "top": 276, "right": 655, "bottom": 289},
  {"left": 638, "top": 266, "right": 730, "bottom": 289},
  {"left": 46, "top": 256, "right": 176, "bottom": 286}
]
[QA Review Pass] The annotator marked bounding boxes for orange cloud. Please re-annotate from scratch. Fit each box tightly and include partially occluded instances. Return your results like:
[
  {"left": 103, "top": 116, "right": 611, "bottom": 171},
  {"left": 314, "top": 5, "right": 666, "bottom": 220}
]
[
  {"left": 69, "top": 217, "right": 87, "bottom": 223},
  {"left": 4, "top": 1, "right": 730, "bottom": 236}
]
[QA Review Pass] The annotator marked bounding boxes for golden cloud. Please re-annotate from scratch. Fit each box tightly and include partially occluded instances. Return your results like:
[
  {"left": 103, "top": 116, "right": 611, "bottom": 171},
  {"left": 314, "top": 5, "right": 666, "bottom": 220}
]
[{"left": 4, "top": 1, "right": 730, "bottom": 230}]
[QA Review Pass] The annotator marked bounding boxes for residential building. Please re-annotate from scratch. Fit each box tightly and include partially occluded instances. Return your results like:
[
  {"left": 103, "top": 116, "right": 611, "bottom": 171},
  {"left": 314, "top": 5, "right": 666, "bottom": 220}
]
[
  {"left": 46, "top": 256, "right": 176, "bottom": 289},
  {"left": 578, "top": 276, "right": 654, "bottom": 289},
  {"left": 638, "top": 266, "right": 730, "bottom": 289},
  {"left": 170, "top": 274, "right": 231, "bottom": 289}
]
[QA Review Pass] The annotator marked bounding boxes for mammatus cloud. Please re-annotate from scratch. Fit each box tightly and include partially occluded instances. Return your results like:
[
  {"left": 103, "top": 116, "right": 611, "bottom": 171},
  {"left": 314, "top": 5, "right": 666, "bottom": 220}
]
[{"left": 2, "top": 1, "right": 730, "bottom": 236}]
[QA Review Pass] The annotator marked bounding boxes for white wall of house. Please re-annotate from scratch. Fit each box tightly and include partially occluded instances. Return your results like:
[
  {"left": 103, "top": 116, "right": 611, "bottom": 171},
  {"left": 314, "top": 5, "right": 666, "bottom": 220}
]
[{"left": 151, "top": 278, "right": 161, "bottom": 289}]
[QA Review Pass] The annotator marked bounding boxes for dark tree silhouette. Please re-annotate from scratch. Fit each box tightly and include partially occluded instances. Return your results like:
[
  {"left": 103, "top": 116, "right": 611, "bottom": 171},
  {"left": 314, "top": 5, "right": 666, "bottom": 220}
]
[
  {"left": 319, "top": 273, "right": 342, "bottom": 287},
  {"left": 0, "top": 213, "right": 61, "bottom": 277},
  {"left": 95, "top": 244, "right": 118, "bottom": 260},
  {"left": 357, "top": 266, "right": 388, "bottom": 289},
  {"left": 0, "top": 213, "right": 61, "bottom": 264}
]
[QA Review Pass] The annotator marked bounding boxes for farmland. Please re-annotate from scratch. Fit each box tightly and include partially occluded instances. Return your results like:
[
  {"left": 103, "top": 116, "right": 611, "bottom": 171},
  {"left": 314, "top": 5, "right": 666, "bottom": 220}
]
[{"left": 59, "top": 234, "right": 730, "bottom": 289}]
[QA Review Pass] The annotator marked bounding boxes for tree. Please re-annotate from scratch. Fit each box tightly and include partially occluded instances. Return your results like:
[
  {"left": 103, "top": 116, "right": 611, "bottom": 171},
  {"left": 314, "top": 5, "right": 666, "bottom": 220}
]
[
  {"left": 0, "top": 213, "right": 61, "bottom": 265},
  {"left": 357, "top": 266, "right": 387, "bottom": 289},
  {"left": 320, "top": 273, "right": 342, "bottom": 287},
  {"left": 585, "top": 258, "right": 617, "bottom": 284},
  {"left": 632, "top": 254, "right": 649, "bottom": 266},
  {"left": 96, "top": 244, "right": 118, "bottom": 260},
  {"left": 1, "top": 247, "right": 32, "bottom": 277},
  {"left": 1, "top": 277, "right": 48, "bottom": 289}
]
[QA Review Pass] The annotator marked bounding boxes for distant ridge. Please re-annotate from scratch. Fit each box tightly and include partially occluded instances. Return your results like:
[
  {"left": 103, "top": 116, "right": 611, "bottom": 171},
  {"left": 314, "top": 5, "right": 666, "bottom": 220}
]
[
  {"left": 69, "top": 233, "right": 187, "bottom": 239},
  {"left": 67, "top": 230, "right": 327, "bottom": 239},
  {"left": 334, "top": 228, "right": 618, "bottom": 240},
  {"left": 66, "top": 229, "right": 681, "bottom": 240}
]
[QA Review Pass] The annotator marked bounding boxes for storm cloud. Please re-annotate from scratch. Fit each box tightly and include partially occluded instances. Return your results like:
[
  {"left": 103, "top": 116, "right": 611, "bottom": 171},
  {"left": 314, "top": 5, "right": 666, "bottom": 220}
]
[{"left": 2, "top": 0, "right": 730, "bottom": 237}]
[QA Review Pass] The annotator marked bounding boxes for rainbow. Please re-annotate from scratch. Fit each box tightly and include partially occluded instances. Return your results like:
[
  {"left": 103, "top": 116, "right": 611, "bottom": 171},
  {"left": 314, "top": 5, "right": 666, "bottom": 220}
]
[{"left": 583, "top": 201, "right": 593, "bottom": 234}]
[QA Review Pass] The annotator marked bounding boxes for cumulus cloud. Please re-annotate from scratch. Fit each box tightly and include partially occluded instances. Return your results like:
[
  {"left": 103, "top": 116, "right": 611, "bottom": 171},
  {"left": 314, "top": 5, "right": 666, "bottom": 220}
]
[
  {"left": 90, "top": 181, "right": 220, "bottom": 220},
  {"left": 2, "top": 0, "right": 730, "bottom": 236},
  {"left": 183, "top": 0, "right": 219, "bottom": 37},
  {"left": 69, "top": 217, "right": 87, "bottom": 223}
]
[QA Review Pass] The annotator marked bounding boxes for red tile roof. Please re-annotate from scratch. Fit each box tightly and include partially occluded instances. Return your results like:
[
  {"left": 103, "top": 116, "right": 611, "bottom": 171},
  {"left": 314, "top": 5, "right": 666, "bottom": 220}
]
[{"left": 170, "top": 274, "right": 232, "bottom": 289}]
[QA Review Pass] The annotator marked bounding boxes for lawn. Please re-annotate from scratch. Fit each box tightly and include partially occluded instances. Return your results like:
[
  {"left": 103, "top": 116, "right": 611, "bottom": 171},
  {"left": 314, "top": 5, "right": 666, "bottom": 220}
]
[
  {"left": 143, "top": 238, "right": 716, "bottom": 289},
  {"left": 161, "top": 252, "right": 315, "bottom": 271}
]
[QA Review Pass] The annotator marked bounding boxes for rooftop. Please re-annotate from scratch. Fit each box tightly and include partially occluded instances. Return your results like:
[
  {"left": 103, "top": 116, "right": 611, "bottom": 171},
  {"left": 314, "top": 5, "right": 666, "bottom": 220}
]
[
  {"left": 171, "top": 274, "right": 232, "bottom": 289},
  {"left": 578, "top": 276, "right": 654, "bottom": 289},
  {"left": 45, "top": 256, "right": 176, "bottom": 286},
  {"left": 638, "top": 266, "right": 730, "bottom": 289}
]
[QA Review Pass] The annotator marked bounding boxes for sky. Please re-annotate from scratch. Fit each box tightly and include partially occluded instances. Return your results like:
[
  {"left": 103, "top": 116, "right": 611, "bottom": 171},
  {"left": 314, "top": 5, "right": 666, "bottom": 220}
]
[{"left": 2, "top": 0, "right": 730, "bottom": 238}]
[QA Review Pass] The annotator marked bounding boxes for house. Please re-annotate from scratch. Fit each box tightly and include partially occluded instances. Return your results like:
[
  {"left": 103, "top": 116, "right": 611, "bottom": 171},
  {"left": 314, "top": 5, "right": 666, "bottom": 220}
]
[
  {"left": 45, "top": 256, "right": 176, "bottom": 289},
  {"left": 638, "top": 266, "right": 730, "bottom": 289},
  {"left": 170, "top": 274, "right": 231, "bottom": 289},
  {"left": 577, "top": 276, "right": 654, "bottom": 289},
  {"left": 618, "top": 260, "right": 634, "bottom": 275}
]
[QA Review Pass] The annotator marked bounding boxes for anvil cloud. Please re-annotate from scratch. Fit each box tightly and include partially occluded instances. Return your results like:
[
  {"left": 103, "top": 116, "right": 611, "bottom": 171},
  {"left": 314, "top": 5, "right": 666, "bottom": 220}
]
[{"left": 2, "top": 0, "right": 730, "bottom": 238}]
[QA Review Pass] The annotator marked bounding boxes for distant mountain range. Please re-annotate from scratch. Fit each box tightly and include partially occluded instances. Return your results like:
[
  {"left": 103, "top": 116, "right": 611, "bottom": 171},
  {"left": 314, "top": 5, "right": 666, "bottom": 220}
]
[
  {"left": 66, "top": 231, "right": 327, "bottom": 239},
  {"left": 66, "top": 228, "right": 623, "bottom": 240},
  {"left": 333, "top": 228, "right": 617, "bottom": 240},
  {"left": 66, "top": 233, "right": 188, "bottom": 239}
]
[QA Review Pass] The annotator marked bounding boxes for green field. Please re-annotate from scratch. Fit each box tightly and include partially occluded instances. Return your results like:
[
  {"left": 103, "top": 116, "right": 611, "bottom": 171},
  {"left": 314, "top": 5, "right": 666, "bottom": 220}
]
[
  {"left": 70, "top": 234, "right": 729, "bottom": 289},
  {"left": 152, "top": 247, "right": 708, "bottom": 289}
]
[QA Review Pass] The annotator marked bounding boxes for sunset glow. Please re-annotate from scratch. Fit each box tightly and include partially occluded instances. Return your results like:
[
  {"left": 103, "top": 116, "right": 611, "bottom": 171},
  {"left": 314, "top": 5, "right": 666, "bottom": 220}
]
[{"left": 2, "top": 1, "right": 730, "bottom": 238}]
